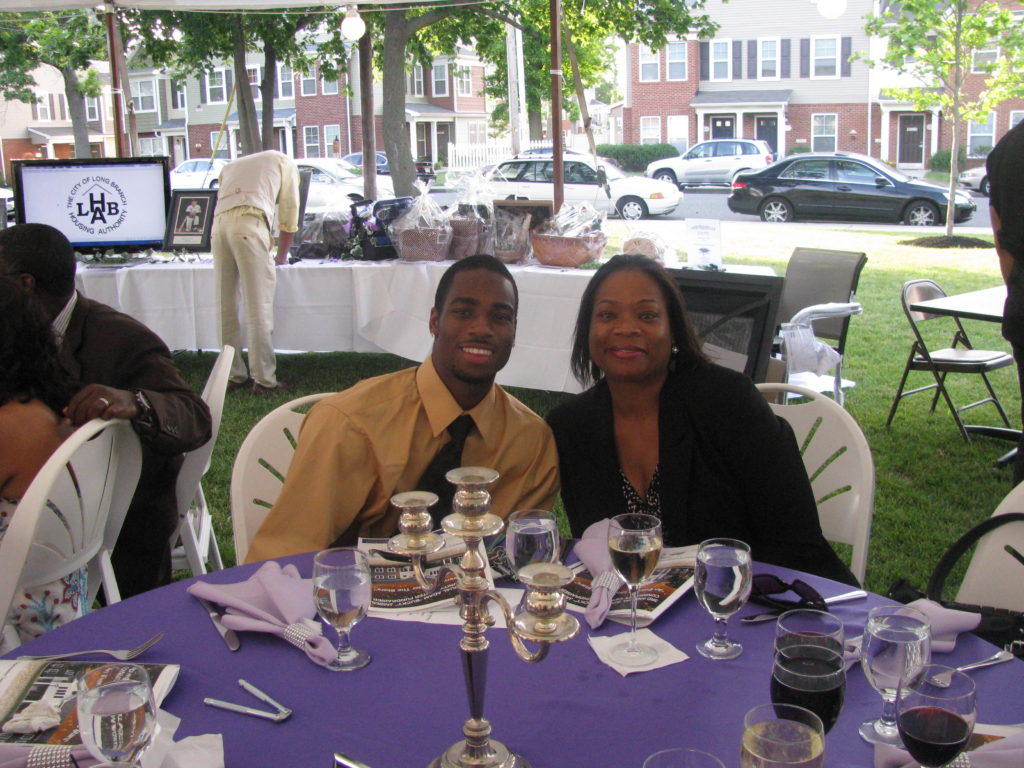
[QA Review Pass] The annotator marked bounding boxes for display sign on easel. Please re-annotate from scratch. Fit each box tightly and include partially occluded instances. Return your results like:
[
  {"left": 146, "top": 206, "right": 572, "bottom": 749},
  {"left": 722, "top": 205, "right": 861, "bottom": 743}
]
[{"left": 684, "top": 218, "right": 723, "bottom": 270}]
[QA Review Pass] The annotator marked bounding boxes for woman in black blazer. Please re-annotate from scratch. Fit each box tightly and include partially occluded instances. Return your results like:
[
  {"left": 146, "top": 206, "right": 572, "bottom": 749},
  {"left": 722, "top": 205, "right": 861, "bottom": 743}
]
[{"left": 546, "top": 255, "right": 857, "bottom": 586}]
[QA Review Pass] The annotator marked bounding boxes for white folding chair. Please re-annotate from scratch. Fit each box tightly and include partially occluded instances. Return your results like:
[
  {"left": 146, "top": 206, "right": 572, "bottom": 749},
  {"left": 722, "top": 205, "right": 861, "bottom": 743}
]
[
  {"left": 954, "top": 483, "right": 1024, "bottom": 612},
  {"left": 230, "top": 393, "right": 332, "bottom": 563},
  {"left": 0, "top": 418, "right": 142, "bottom": 649},
  {"left": 170, "top": 346, "right": 234, "bottom": 575},
  {"left": 757, "top": 383, "right": 875, "bottom": 583}
]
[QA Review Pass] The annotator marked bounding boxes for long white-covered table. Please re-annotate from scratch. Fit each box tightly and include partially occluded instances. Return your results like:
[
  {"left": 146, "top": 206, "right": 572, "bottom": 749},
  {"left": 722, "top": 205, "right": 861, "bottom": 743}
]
[{"left": 76, "top": 258, "right": 775, "bottom": 393}]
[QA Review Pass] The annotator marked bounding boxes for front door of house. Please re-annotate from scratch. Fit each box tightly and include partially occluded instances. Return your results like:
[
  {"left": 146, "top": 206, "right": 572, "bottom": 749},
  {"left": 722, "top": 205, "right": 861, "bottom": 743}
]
[
  {"left": 898, "top": 115, "right": 925, "bottom": 166},
  {"left": 711, "top": 117, "right": 735, "bottom": 139},
  {"left": 436, "top": 122, "right": 452, "bottom": 165},
  {"left": 755, "top": 117, "right": 778, "bottom": 155}
]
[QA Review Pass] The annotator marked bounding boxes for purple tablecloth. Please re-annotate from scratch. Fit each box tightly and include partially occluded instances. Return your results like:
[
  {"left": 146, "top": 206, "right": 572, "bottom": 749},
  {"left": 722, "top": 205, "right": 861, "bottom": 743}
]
[{"left": 5, "top": 558, "right": 1023, "bottom": 768}]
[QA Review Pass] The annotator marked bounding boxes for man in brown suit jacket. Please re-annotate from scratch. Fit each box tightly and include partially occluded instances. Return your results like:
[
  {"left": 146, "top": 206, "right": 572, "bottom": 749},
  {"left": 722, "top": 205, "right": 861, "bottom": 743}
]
[{"left": 0, "top": 224, "right": 212, "bottom": 596}]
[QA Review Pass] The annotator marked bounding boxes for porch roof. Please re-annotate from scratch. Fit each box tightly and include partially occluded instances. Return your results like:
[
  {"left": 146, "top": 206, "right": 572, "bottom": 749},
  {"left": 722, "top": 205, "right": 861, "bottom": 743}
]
[{"left": 691, "top": 89, "right": 793, "bottom": 107}]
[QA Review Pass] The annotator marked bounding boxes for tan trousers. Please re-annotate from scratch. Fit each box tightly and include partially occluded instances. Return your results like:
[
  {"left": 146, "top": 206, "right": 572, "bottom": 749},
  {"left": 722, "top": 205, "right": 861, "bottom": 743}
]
[{"left": 212, "top": 210, "right": 278, "bottom": 387}]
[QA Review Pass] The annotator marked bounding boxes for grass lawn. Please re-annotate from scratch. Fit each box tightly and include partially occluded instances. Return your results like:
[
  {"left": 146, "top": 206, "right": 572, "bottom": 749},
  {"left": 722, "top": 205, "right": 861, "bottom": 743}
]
[{"left": 174, "top": 225, "right": 1018, "bottom": 598}]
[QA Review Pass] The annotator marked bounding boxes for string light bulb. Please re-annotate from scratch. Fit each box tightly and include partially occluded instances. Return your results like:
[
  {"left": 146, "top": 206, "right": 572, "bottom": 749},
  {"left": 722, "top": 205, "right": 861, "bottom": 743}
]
[
  {"left": 814, "top": 0, "right": 846, "bottom": 19},
  {"left": 341, "top": 5, "right": 366, "bottom": 41}
]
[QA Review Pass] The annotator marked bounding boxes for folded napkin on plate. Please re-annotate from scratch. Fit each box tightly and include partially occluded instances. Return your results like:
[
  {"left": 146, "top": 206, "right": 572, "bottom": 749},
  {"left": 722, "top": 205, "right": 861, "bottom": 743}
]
[
  {"left": 906, "top": 598, "right": 982, "bottom": 653},
  {"left": 572, "top": 519, "right": 621, "bottom": 629},
  {"left": 186, "top": 561, "right": 337, "bottom": 666},
  {"left": 875, "top": 730, "right": 1024, "bottom": 768}
]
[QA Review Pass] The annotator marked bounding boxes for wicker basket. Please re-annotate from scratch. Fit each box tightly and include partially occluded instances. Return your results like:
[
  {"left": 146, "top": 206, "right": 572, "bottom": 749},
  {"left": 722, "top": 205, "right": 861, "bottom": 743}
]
[
  {"left": 530, "top": 231, "right": 608, "bottom": 268},
  {"left": 397, "top": 227, "right": 452, "bottom": 261},
  {"left": 448, "top": 218, "right": 494, "bottom": 261}
]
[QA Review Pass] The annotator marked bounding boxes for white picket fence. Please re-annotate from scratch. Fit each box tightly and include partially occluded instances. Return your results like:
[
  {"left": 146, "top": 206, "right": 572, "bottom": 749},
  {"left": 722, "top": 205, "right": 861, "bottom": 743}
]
[{"left": 446, "top": 137, "right": 590, "bottom": 171}]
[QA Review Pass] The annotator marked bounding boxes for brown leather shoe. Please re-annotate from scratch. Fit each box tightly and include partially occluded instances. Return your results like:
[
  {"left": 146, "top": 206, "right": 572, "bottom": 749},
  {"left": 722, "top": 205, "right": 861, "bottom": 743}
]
[
  {"left": 252, "top": 381, "right": 290, "bottom": 395},
  {"left": 227, "top": 378, "right": 253, "bottom": 392}
]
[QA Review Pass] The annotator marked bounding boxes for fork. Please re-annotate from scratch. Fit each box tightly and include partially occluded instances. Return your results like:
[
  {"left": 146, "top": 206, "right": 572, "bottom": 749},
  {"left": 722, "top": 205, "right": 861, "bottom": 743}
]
[
  {"left": 928, "top": 649, "right": 1015, "bottom": 687},
  {"left": 16, "top": 632, "right": 164, "bottom": 662}
]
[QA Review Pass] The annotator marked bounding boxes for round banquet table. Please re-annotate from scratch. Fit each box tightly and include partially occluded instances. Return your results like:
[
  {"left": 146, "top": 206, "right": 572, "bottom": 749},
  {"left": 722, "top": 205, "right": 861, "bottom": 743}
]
[{"left": 5, "top": 558, "right": 1023, "bottom": 768}]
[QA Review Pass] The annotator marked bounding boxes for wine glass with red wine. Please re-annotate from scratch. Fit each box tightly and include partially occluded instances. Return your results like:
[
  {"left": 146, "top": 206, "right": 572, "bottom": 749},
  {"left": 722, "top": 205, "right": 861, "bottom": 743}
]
[
  {"left": 896, "top": 664, "right": 976, "bottom": 767},
  {"left": 770, "top": 643, "right": 846, "bottom": 733}
]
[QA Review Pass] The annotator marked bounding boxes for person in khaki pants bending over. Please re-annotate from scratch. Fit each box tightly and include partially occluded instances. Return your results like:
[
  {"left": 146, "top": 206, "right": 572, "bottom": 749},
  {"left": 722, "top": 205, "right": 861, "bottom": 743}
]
[{"left": 212, "top": 150, "right": 299, "bottom": 395}]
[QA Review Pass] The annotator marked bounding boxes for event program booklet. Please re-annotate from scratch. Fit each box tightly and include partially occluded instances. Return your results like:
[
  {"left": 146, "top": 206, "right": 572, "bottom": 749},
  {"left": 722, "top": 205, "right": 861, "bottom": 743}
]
[
  {"left": 0, "top": 659, "right": 179, "bottom": 746},
  {"left": 563, "top": 546, "right": 697, "bottom": 627},
  {"left": 359, "top": 535, "right": 496, "bottom": 615}
]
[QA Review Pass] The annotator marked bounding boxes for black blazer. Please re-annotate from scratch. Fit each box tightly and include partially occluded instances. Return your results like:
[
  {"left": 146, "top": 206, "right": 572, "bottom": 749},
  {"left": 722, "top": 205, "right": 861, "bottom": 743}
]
[{"left": 547, "top": 363, "right": 858, "bottom": 586}]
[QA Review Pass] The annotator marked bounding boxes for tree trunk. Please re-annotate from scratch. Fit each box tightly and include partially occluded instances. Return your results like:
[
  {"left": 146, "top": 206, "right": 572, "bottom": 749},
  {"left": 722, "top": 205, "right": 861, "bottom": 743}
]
[
  {"left": 359, "top": 34, "right": 377, "bottom": 201},
  {"left": 947, "top": 113, "right": 960, "bottom": 237},
  {"left": 528, "top": 110, "right": 544, "bottom": 141},
  {"left": 382, "top": 11, "right": 416, "bottom": 196},
  {"left": 233, "top": 18, "right": 260, "bottom": 156},
  {"left": 61, "top": 66, "right": 91, "bottom": 158},
  {"left": 260, "top": 42, "right": 278, "bottom": 151}
]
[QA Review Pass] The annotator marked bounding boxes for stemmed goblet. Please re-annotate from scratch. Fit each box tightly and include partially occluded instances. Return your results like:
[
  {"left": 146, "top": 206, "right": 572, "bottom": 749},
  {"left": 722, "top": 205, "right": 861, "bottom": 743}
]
[
  {"left": 896, "top": 664, "right": 976, "bottom": 767},
  {"left": 76, "top": 663, "right": 157, "bottom": 767},
  {"left": 313, "top": 547, "right": 373, "bottom": 672},
  {"left": 693, "top": 538, "right": 752, "bottom": 660},
  {"left": 506, "top": 508, "right": 560, "bottom": 577},
  {"left": 606, "top": 512, "right": 663, "bottom": 667},
  {"left": 740, "top": 703, "right": 825, "bottom": 768},
  {"left": 770, "top": 608, "right": 846, "bottom": 733},
  {"left": 859, "top": 604, "right": 932, "bottom": 745}
]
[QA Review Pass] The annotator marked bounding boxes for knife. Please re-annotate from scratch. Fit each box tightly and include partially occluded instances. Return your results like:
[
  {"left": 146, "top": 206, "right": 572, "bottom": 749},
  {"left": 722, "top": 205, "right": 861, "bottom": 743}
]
[
  {"left": 196, "top": 596, "right": 241, "bottom": 650},
  {"left": 334, "top": 752, "right": 374, "bottom": 768},
  {"left": 740, "top": 589, "right": 868, "bottom": 624}
]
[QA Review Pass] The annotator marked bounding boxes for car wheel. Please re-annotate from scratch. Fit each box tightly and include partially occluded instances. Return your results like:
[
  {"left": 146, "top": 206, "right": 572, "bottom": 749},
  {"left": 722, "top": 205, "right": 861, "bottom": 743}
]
[
  {"left": 653, "top": 170, "right": 678, "bottom": 186},
  {"left": 759, "top": 197, "right": 793, "bottom": 223},
  {"left": 979, "top": 176, "right": 990, "bottom": 196},
  {"left": 209, "top": 179, "right": 219, "bottom": 189},
  {"left": 904, "top": 200, "right": 939, "bottom": 226},
  {"left": 617, "top": 196, "right": 648, "bottom": 220}
]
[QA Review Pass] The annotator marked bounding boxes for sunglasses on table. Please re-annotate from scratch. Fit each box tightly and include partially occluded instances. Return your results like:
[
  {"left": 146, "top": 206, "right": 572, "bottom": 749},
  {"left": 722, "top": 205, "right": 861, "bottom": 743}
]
[{"left": 749, "top": 573, "right": 827, "bottom": 612}]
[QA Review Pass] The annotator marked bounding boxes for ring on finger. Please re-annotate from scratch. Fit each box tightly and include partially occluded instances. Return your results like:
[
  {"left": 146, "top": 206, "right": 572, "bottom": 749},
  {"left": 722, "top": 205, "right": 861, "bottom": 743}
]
[{"left": 97, "top": 397, "right": 111, "bottom": 409}]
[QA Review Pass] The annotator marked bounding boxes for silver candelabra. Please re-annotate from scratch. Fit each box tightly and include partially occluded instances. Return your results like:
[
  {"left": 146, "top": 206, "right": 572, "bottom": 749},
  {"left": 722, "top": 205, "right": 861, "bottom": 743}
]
[{"left": 388, "top": 467, "right": 579, "bottom": 768}]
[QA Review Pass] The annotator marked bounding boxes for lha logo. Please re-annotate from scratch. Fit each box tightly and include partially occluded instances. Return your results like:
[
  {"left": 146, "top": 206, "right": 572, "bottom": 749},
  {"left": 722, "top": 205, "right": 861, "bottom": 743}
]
[{"left": 66, "top": 176, "right": 128, "bottom": 236}]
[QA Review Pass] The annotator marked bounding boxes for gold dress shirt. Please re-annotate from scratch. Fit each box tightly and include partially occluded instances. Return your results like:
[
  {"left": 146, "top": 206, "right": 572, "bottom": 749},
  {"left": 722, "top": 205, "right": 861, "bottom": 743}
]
[{"left": 245, "top": 356, "right": 560, "bottom": 562}]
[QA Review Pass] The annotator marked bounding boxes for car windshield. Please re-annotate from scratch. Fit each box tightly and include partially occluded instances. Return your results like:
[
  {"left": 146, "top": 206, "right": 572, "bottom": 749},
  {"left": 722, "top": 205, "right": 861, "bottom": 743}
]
[{"left": 601, "top": 163, "right": 625, "bottom": 181}]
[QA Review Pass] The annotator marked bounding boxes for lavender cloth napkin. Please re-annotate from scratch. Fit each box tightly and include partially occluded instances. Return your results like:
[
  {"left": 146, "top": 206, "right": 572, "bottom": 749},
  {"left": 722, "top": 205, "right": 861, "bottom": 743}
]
[
  {"left": 572, "top": 519, "right": 621, "bottom": 629},
  {"left": 186, "top": 562, "right": 337, "bottom": 666},
  {"left": 875, "top": 730, "right": 1024, "bottom": 768},
  {"left": 0, "top": 744, "right": 97, "bottom": 768}
]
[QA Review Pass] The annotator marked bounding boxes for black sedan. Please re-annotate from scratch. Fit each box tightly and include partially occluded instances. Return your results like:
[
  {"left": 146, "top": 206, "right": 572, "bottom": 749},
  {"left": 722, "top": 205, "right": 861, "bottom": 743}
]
[{"left": 727, "top": 151, "right": 976, "bottom": 225}]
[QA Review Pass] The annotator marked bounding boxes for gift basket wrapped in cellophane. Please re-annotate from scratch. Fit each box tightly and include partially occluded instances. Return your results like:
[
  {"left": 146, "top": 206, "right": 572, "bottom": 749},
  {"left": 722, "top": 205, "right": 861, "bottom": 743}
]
[
  {"left": 621, "top": 229, "right": 675, "bottom": 265},
  {"left": 445, "top": 173, "right": 495, "bottom": 260},
  {"left": 390, "top": 181, "right": 453, "bottom": 261},
  {"left": 530, "top": 203, "right": 608, "bottom": 268}
]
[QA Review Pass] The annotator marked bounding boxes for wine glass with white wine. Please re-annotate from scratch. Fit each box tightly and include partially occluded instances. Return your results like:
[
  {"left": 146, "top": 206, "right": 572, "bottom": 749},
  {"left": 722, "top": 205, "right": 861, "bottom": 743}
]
[
  {"left": 76, "top": 663, "right": 157, "bottom": 768},
  {"left": 741, "top": 703, "right": 824, "bottom": 768},
  {"left": 313, "top": 547, "right": 373, "bottom": 672},
  {"left": 607, "top": 513, "right": 663, "bottom": 667},
  {"left": 694, "top": 538, "right": 753, "bottom": 660}
]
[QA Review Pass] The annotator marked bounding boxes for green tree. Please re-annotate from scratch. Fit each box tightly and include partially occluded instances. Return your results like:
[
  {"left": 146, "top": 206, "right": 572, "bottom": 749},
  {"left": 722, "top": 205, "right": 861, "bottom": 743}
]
[
  {"left": 863, "top": 0, "right": 1024, "bottom": 236},
  {"left": 0, "top": 10, "right": 106, "bottom": 158}
]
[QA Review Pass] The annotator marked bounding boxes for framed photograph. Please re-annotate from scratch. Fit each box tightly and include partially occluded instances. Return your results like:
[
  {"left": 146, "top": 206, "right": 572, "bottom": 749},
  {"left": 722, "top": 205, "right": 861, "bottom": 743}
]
[{"left": 164, "top": 189, "right": 217, "bottom": 251}]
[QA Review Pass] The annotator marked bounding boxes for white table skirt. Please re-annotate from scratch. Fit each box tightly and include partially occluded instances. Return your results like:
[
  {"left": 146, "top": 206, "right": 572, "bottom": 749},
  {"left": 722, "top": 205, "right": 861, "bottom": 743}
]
[{"left": 76, "top": 258, "right": 775, "bottom": 393}]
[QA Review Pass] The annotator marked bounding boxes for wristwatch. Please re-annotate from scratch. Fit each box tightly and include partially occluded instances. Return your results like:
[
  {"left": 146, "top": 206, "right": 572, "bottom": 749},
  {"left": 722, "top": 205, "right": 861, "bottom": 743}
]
[{"left": 131, "top": 389, "right": 156, "bottom": 430}]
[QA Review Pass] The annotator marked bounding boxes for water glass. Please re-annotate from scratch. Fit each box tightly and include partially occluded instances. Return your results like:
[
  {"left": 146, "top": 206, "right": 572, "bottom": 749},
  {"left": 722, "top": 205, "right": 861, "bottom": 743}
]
[
  {"left": 775, "top": 609, "right": 844, "bottom": 654},
  {"left": 506, "top": 509, "right": 560, "bottom": 577},
  {"left": 694, "top": 538, "right": 752, "bottom": 660},
  {"left": 896, "top": 664, "right": 976, "bottom": 768},
  {"left": 740, "top": 703, "right": 824, "bottom": 768},
  {"left": 313, "top": 547, "right": 373, "bottom": 672},
  {"left": 76, "top": 663, "right": 156, "bottom": 767},
  {"left": 859, "top": 604, "right": 931, "bottom": 745},
  {"left": 643, "top": 748, "right": 726, "bottom": 768}
]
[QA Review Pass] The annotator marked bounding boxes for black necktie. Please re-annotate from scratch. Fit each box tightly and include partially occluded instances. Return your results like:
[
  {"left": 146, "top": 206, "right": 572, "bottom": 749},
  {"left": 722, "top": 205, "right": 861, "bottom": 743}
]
[{"left": 415, "top": 414, "right": 475, "bottom": 526}]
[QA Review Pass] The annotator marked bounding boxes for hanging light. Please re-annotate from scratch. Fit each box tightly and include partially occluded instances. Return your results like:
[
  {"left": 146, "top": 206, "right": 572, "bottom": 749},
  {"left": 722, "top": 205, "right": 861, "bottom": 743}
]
[
  {"left": 341, "top": 5, "right": 366, "bottom": 41},
  {"left": 814, "top": 0, "right": 847, "bottom": 19}
]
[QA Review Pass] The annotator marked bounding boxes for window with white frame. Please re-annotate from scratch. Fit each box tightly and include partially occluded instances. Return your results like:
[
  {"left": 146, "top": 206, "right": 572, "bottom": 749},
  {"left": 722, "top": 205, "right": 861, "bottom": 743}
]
[
  {"left": 138, "top": 137, "right": 161, "bottom": 155},
  {"left": 301, "top": 69, "right": 317, "bottom": 96},
  {"left": 468, "top": 122, "right": 487, "bottom": 144},
  {"left": 35, "top": 94, "right": 51, "bottom": 121},
  {"left": 170, "top": 80, "right": 186, "bottom": 110},
  {"left": 639, "top": 45, "right": 659, "bottom": 81},
  {"left": 303, "top": 125, "right": 320, "bottom": 157},
  {"left": 812, "top": 37, "right": 839, "bottom": 78},
  {"left": 968, "top": 112, "right": 995, "bottom": 157},
  {"left": 972, "top": 46, "right": 999, "bottom": 73},
  {"left": 811, "top": 113, "right": 837, "bottom": 151},
  {"left": 432, "top": 63, "right": 449, "bottom": 96},
  {"left": 86, "top": 96, "right": 100, "bottom": 121},
  {"left": 640, "top": 116, "right": 661, "bottom": 145},
  {"left": 209, "top": 131, "right": 229, "bottom": 158},
  {"left": 457, "top": 67, "right": 472, "bottom": 96},
  {"left": 759, "top": 38, "right": 780, "bottom": 79},
  {"left": 1011, "top": 111, "right": 1024, "bottom": 129},
  {"left": 247, "top": 66, "right": 262, "bottom": 100},
  {"left": 324, "top": 124, "right": 341, "bottom": 157},
  {"left": 131, "top": 79, "right": 156, "bottom": 112},
  {"left": 667, "top": 115, "right": 688, "bottom": 148},
  {"left": 278, "top": 65, "right": 294, "bottom": 98},
  {"left": 711, "top": 40, "right": 731, "bottom": 81},
  {"left": 667, "top": 42, "right": 687, "bottom": 80},
  {"left": 205, "top": 69, "right": 227, "bottom": 104},
  {"left": 408, "top": 64, "right": 424, "bottom": 96},
  {"left": 322, "top": 67, "right": 339, "bottom": 95}
]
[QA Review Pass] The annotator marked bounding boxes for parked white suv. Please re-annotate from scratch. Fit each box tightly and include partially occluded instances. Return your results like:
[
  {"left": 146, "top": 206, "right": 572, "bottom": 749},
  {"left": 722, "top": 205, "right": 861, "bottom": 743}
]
[{"left": 645, "top": 139, "right": 775, "bottom": 188}]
